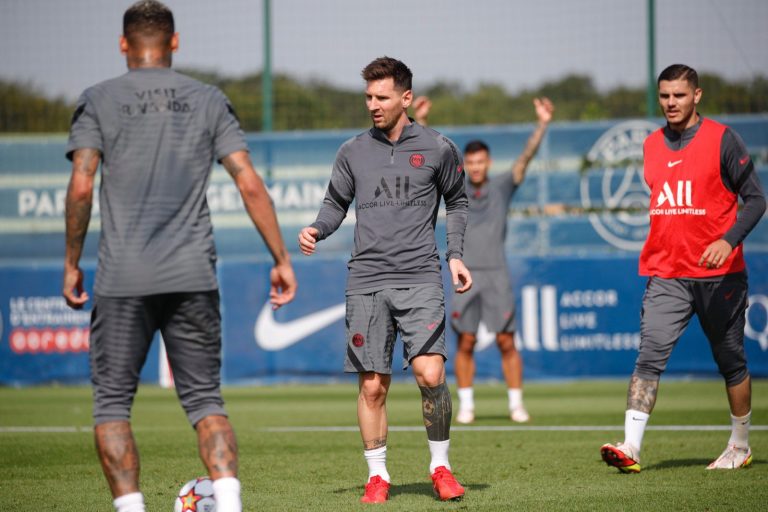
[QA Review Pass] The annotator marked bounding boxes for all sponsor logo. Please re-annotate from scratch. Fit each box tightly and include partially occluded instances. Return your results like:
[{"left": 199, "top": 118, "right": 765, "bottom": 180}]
[
  {"left": 581, "top": 120, "right": 660, "bottom": 250},
  {"left": 650, "top": 180, "right": 706, "bottom": 216}
]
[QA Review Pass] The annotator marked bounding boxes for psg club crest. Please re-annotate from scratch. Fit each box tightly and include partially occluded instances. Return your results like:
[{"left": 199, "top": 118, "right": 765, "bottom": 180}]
[{"left": 409, "top": 153, "right": 425, "bottom": 168}]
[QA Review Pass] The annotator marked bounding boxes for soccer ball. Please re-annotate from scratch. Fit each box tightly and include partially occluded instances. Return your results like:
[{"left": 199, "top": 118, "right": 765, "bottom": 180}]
[{"left": 174, "top": 476, "right": 216, "bottom": 512}]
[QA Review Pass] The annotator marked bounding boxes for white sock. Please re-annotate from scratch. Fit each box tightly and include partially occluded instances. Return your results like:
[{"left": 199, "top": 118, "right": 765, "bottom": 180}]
[
  {"left": 728, "top": 410, "right": 751, "bottom": 449},
  {"left": 113, "top": 492, "right": 145, "bottom": 512},
  {"left": 457, "top": 387, "right": 474, "bottom": 411},
  {"left": 508, "top": 388, "right": 523, "bottom": 410},
  {"left": 428, "top": 439, "right": 451, "bottom": 474},
  {"left": 364, "top": 446, "right": 390, "bottom": 483},
  {"left": 212, "top": 477, "right": 241, "bottom": 512},
  {"left": 624, "top": 409, "right": 650, "bottom": 453}
]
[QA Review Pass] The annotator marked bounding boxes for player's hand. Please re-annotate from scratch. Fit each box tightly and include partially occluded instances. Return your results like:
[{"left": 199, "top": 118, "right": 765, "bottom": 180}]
[
  {"left": 413, "top": 96, "right": 432, "bottom": 126},
  {"left": 698, "top": 239, "right": 733, "bottom": 269},
  {"left": 449, "top": 258, "right": 472, "bottom": 293},
  {"left": 270, "top": 261, "right": 297, "bottom": 310},
  {"left": 63, "top": 265, "right": 89, "bottom": 309},
  {"left": 533, "top": 97, "right": 554, "bottom": 124},
  {"left": 298, "top": 226, "right": 319, "bottom": 256}
]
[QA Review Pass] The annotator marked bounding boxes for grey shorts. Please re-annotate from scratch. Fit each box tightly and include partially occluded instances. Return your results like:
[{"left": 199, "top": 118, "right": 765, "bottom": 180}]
[
  {"left": 450, "top": 268, "right": 516, "bottom": 334},
  {"left": 344, "top": 283, "right": 447, "bottom": 374},
  {"left": 89, "top": 291, "right": 227, "bottom": 426},
  {"left": 635, "top": 272, "right": 749, "bottom": 386}
]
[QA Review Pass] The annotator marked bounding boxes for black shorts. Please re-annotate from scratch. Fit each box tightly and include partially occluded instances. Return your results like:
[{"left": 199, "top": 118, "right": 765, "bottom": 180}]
[
  {"left": 635, "top": 272, "right": 749, "bottom": 386},
  {"left": 89, "top": 291, "right": 227, "bottom": 426}
]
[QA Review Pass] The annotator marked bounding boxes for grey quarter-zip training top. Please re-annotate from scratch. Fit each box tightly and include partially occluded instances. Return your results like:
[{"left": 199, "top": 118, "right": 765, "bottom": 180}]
[{"left": 311, "top": 121, "right": 468, "bottom": 293}]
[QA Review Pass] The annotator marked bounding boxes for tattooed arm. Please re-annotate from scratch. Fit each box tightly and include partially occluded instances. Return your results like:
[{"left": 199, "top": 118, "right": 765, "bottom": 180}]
[
  {"left": 221, "top": 150, "right": 296, "bottom": 308},
  {"left": 626, "top": 374, "right": 659, "bottom": 414},
  {"left": 510, "top": 97, "right": 554, "bottom": 185},
  {"left": 63, "top": 148, "right": 100, "bottom": 309}
]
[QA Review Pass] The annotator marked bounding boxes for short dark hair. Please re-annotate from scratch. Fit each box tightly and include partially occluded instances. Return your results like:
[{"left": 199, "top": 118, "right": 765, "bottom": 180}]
[
  {"left": 123, "top": 0, "right": 174, "bottom": 46},
  {"left": 657, "top": 64, "right": 699, "bottom": 88},
  {"left": 361, "top": 57, "right": 413, "bottom": 92},
  {"left": 464, "top": 140, "right": 490, "bottom": 156}
]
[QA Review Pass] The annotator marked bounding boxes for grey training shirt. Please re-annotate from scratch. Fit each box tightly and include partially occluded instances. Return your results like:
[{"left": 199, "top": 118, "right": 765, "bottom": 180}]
[
  {"left": 67, "top": 68, "right": 247, "bottom": 296},
  {"left": 311, "top": 122, "right": 468, "bottom": 292},
  {"left": 463, "top": 172, "right": 519, "bottom": 269}
]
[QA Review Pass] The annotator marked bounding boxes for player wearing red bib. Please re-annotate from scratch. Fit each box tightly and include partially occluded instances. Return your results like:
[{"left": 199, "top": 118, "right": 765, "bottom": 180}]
[{"left": 601, "top": 64, "right": 765, "bottom": 473}]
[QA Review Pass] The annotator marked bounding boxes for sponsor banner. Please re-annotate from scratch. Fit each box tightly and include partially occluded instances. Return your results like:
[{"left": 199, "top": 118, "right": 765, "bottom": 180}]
[
  {"left": 6, "top": 255, "right": 767, "bottom": 385},
  {"left": 0, "top": 264, "right": 161, "bottom": 385}
]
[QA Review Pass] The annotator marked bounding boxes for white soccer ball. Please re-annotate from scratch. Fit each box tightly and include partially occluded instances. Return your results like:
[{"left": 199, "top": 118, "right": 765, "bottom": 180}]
[{"left": 174, "top": 476, "right": 216, "bottom": 512}]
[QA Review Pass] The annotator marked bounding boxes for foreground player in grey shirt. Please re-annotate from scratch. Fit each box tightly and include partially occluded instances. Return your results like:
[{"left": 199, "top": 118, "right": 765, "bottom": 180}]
[
  {"left": 299, "top": 57, "right": 471, "bottom": 503},
  {"left": 62, "top": 3, "right": 296, "bottom": 511}
]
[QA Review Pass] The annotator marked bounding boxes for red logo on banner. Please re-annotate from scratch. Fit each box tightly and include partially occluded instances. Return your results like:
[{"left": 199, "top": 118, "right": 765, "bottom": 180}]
[{"left": 9, "top": 328, "right": 90, "bottom": 354}]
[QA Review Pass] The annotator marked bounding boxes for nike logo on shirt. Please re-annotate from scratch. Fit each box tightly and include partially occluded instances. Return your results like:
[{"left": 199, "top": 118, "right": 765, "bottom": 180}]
[
  {"left": 739, "top": 155, "right": 750, "bottom": 166},
  {"left": 254, "top": 301, "right": 345, "bottom": 351},
  {"left": 667, "top": 160, "right": 683, "bottom": 168}
]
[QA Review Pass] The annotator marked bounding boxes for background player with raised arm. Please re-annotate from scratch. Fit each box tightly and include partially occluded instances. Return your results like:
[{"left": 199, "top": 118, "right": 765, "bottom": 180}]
[
  {"left": 299, "top": 57, "right": 471, "bottom": 503},
  {"left": 601, "top": 64, "right": 765, "bottom": 473},
  {"left": 62, "top": 2, "right": 296, "bottom": 511},
  {"left": 415, "top": 96, "right": 554, "bottom": 424}
]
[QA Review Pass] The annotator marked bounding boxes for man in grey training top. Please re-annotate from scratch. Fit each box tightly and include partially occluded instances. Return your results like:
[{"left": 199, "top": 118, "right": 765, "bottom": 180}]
[
  {"left": 62, "top": 2, "right": 297, "bottom": 511},
  {"left": 299, "top": 57, "right": 471, "bottom": 503}
]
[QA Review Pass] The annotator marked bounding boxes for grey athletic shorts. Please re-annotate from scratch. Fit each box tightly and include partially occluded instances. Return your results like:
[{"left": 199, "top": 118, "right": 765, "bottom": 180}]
[
  {"left": 344, "top": 283, "right": 447, "bottom": 374},
  {"left": 450, "top": 268, "right": 516, "bottom": 334},
  {"left": 635, "top": 272, "right": 749, "bottom": 386},
  {"left": 89, "top": 291, "right": 227, "bottom": 426}
]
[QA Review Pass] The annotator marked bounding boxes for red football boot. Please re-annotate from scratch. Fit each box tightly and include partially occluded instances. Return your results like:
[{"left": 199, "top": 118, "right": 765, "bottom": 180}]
[
  {"left": 360, "top": 475, "right": 390, "bottom": 504},
  {"left": 431, "top": 466, "right": 465, "bottom": 501}
]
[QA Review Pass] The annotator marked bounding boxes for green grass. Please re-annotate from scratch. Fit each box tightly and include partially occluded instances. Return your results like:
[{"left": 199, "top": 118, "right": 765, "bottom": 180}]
[{"left": 1, "top": 380, "right": 767, "bottom": 511}]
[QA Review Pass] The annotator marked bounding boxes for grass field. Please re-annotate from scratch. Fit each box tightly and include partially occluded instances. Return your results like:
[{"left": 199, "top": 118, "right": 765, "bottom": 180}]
[{"left": 1, "top": 380, "right": 767, "bottom": 511}]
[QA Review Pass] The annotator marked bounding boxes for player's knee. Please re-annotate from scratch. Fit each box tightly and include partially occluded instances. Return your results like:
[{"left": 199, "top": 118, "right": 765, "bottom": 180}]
[
  {"left": 496, "top": 333, "right": 516, "bottom": 354},
  {"left": 414, "top": 365, "right": 444, "bottom": 388},
  {"left": 457, "top": 333, "right": 477, "bottom": 354},
  {"left": 92, "top": 385, "right": 136, "bottom": 425},
  {"left": 359, "top": 376, "right": 389, "bottom": 405},
  {"left": 632, "top": 364, "right": 664, "bottom": 381},
  {"left": 720, "top": 363, "right": 749, "bottom": 387},
  {"left": 179, "top": 388, "right": 226, "bottom": 427}
]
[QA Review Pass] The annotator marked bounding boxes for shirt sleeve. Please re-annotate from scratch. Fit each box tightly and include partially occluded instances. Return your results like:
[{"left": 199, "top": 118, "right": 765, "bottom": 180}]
[
  {"left": 66, "top": 90, "right": 103, "bottom": 161},
  {"left": 435, "top": 136, "right": 468, "bottom": 260},
  {"left": 720, "top": 127, "right": 766, "bottom": 248},
  {"left": 491, "top": 171, "right": 519, "bottom": 206},
  {"left": 310, "top": 144, "right": 355, "bottom": 240},
  {"left": 210, "top": 88, "right": 248, "bottom": 162}
]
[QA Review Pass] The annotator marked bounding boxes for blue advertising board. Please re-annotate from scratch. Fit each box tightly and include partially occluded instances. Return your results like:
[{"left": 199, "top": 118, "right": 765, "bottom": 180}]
[{"left": 1, "top": 116, "right": 767, "bottom": 384}]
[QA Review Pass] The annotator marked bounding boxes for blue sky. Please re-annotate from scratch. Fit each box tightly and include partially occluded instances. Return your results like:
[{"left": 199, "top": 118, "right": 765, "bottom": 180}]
[{"left": 1, "top": 0, "right": 766, "bottom": 100}]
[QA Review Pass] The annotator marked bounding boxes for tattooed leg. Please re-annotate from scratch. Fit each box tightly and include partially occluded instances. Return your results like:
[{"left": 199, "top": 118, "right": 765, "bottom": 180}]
[
  {"left": 196, "top": 415, "right": 238, "bottom": 479},
  {"left": 94, "top": 421, "right": 140, "bottom": 498},
  {"left": 627, "top": 374, "right": 660, "bottom": 414},
  {"left": 358, "top": 372, "right": 391, "bottom": 449},
  {"left": 419, "top": 382, "right": 452, "bottom": 441}
]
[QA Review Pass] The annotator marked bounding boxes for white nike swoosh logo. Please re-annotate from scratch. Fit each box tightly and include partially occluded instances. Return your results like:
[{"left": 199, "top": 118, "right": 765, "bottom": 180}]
[
  {"left": 254, "top": 301, "right": 345, "bottom": 351},
  {"left": 667, "top": 159, "right": 683, "bottom": 168}
]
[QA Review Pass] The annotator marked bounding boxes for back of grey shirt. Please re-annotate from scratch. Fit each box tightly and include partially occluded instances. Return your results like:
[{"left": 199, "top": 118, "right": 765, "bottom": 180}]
[
  {"left": 463, "top": 172, "right": 518, "bottom": 269},
  {"left": 67, "top": 68, "right": 247, "bottom": 296},
  {"left": 311, "top": 122, "right": 467, "bottom": 292}
]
